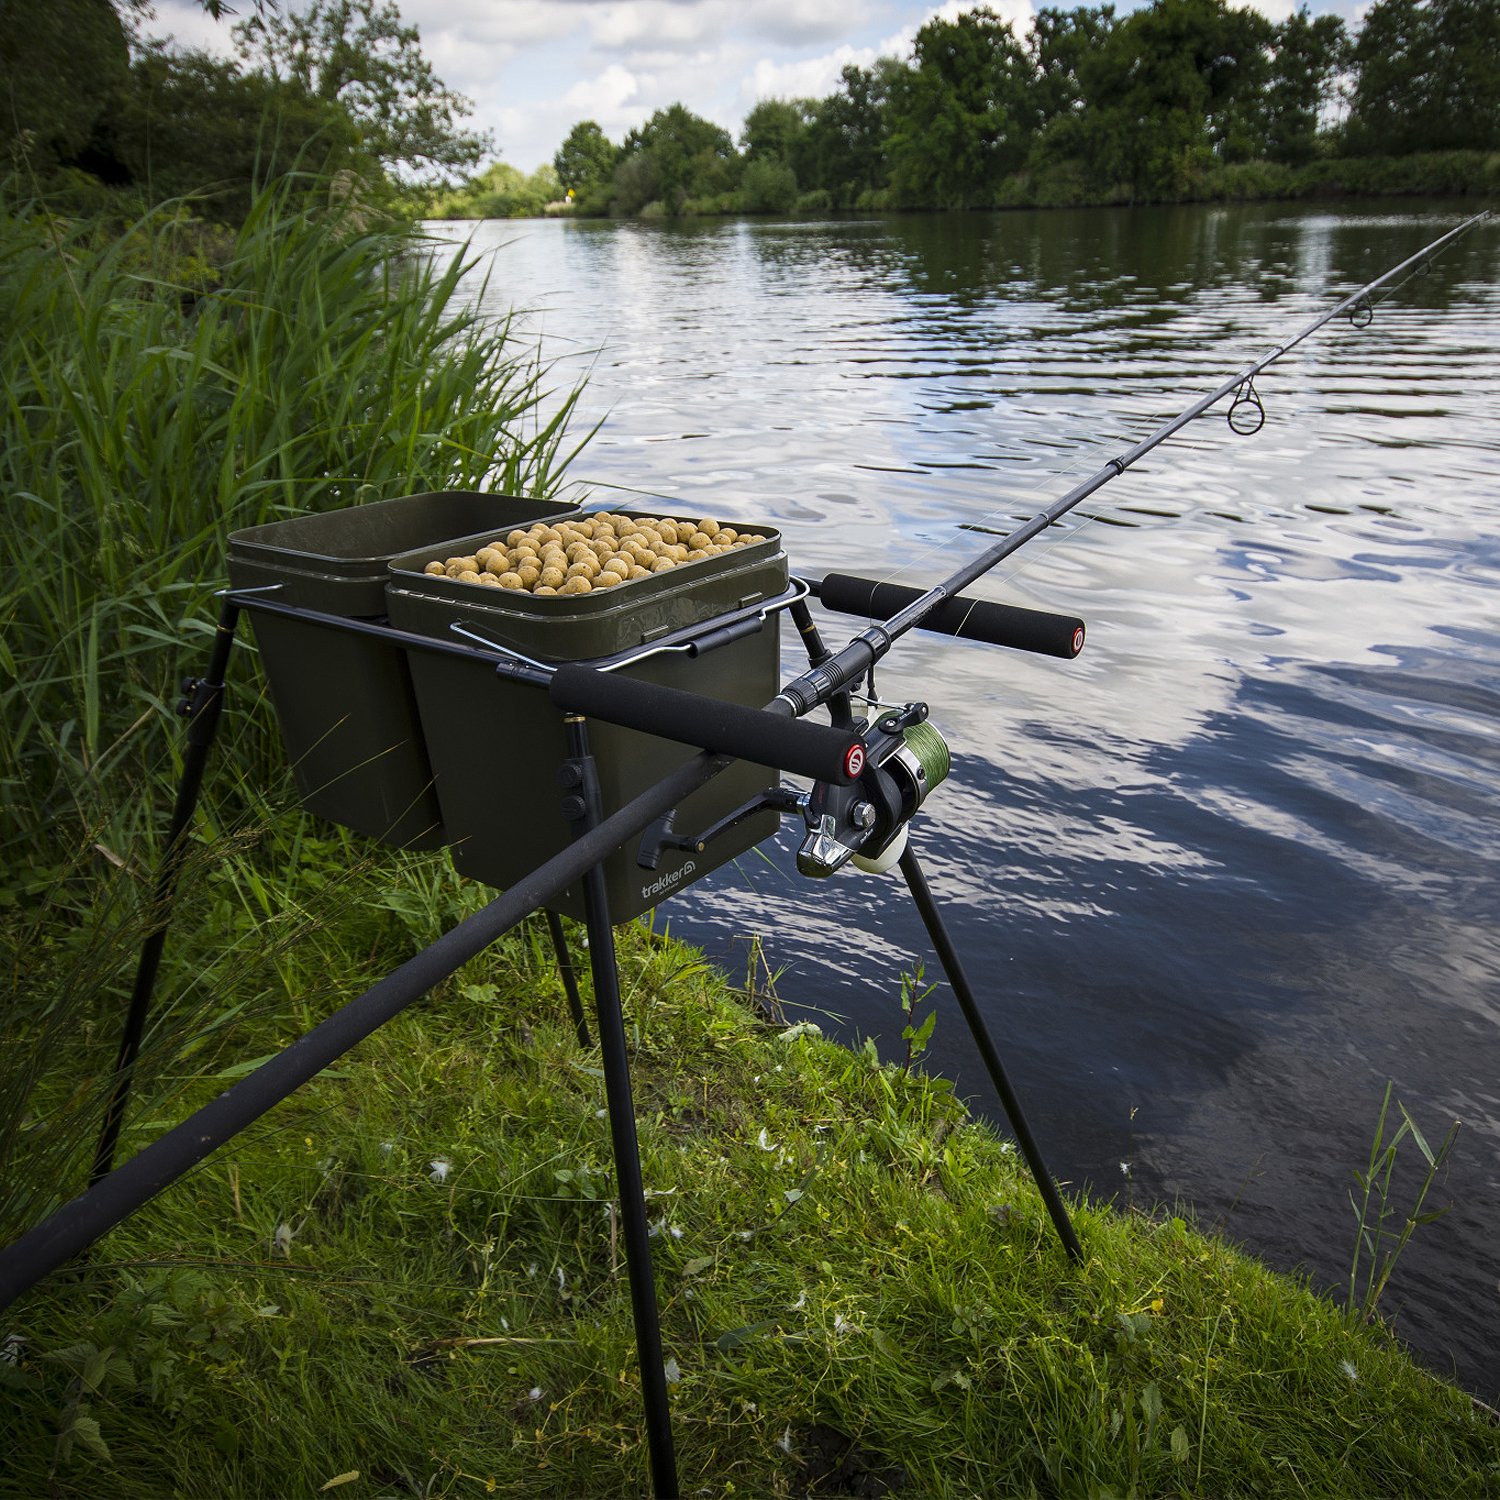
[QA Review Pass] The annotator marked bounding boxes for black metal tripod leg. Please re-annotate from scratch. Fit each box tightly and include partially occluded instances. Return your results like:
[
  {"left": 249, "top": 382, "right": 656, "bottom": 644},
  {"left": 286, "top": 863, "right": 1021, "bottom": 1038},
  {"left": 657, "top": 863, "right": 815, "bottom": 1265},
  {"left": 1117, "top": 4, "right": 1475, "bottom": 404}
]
[
  {"left": 92, "top": 599, "right": 242, "bottom": 1185},
  {"left": 560, "top": 717, "right": 679, "bottom": 1500},
  {"left": 545, "top": 907, "right": 593, "bottom": 1049},
  {"left": 898, "top": 841, "right": 1084, "bottom": 1264}
]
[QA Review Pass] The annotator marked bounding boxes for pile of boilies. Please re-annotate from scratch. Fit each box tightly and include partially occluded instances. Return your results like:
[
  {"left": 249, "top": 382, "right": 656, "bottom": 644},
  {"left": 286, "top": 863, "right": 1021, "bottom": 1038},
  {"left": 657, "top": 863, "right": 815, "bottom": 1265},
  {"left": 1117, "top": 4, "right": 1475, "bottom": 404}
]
[{"left": 421, "top": 513, "right": 769, "bottom": 595}]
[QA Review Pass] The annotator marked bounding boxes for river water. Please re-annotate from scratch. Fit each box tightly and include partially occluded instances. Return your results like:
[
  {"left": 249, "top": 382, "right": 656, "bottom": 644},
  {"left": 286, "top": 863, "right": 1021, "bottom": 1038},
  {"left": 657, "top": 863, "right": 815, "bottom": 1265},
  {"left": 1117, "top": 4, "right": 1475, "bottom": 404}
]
[{"left": 426, "top": 204, "right": 1500, "bottom": 1396}]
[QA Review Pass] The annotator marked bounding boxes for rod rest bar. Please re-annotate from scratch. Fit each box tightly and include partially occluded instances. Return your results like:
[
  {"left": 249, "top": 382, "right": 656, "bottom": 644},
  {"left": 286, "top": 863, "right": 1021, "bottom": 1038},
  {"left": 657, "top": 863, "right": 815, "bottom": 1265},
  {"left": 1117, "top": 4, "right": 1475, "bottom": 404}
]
[
  {"left": 549, "top": 665, "right": 862, "bottom": 784},
  {"left": 817, "top": 574, "right": 1085, "bottom": 660}
]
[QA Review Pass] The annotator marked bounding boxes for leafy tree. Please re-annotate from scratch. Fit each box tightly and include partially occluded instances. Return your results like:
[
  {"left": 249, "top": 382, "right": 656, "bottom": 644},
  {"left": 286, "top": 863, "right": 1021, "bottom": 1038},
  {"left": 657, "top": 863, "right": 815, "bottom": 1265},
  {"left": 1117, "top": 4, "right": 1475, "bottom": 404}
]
[
  {"left": 433, "top": 161, "right": 561, "bottom": 219},
  {"left": 619, "top": 104, "right": 737, "bottom": 211},
  {"left": 1345, "top": 0, "right": 1500, "bottom": 155},
  {"left": 801, "top": 62, "right": 897, "bottom": 205},
  {"left": 740, "top": 157, "right": 798, "bottom": 211},
  {"left": 1027, "top": 6, "right": 1116, "bottom": 122},
  {"left": 1076, "top": 0, "right": 1274, "bottom": 193},
  {"left": 553, "top": 120, "right": 618, "bottom": 194},
  {"left": 885, "top": 6, "right": 1039, "bottom": 206},
  {"left": 111, "top": 46, "right": 359, "bottom": 218},
  {"left": 611, "top": 151, "right": 662, "bottom": 215},
  {"left": 232, "top": 0, "right": 490, "bottom": 185},
  {"left": 0, "top": 0, "right": 131, "bottom": 172},
  {"left": 742, "top": 98, "right": 810, "bottom": 165},
  {"left": 1264, "top": 8, "right": 1348, "bottom": 165}
]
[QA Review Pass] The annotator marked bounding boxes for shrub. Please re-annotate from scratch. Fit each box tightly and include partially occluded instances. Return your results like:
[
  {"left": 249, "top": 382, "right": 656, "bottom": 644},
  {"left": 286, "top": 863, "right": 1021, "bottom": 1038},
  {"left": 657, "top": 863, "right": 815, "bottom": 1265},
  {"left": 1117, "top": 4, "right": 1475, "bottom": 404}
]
[
  {"left": 0, "top": 177, "right": 581, "bottom": 862},
  {"left": 611, "top": 152, "right": 662, "bottom": 215},
  {"left": 741, "top": 158, "right": 798, "bottom": 212}
]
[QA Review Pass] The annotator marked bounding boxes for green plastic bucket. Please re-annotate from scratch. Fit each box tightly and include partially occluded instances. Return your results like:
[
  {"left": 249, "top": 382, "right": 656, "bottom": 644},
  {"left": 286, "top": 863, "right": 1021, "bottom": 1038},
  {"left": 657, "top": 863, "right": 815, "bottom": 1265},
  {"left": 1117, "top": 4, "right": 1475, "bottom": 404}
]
[
  {"left": 386, "top": 515, "right": 787, "bottom": 920},
  {"left": 228, "top": 491, "right": 576, "bottom": 848}
]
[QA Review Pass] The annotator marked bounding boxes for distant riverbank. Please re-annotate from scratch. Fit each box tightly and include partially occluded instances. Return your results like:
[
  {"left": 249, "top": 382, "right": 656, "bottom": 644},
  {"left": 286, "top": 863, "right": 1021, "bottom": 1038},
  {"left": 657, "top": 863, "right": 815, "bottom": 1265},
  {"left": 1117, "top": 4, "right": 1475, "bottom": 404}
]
[{"left": 428, "top": 149, "right": 1499, "bottom": 220}]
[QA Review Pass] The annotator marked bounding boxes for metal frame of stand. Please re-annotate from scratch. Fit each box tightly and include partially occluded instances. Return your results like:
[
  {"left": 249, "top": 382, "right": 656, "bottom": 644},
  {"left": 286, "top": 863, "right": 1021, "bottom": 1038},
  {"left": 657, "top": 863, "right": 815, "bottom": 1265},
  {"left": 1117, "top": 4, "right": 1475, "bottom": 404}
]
[
  {"left": 560, "top": 715, "right": 678, "bottom": 1496},
  {"left": 5, "top": 584, "right": 1083, "bottom": 1500}
]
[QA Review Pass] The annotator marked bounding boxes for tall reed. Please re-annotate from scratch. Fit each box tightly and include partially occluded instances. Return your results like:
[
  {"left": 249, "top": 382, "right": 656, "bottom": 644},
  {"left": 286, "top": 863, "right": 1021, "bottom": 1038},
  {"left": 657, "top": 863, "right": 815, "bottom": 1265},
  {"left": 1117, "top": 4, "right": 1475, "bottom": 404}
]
[{"left": 1, "top": 176, "right": 584, "bottom": 863}]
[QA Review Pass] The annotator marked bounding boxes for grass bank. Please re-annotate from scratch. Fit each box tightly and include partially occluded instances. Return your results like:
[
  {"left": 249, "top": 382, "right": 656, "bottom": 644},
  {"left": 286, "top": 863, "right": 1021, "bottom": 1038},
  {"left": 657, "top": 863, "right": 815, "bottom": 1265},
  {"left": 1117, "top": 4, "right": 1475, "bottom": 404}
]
[
  {"left": 3, "top": 173, "right": 1497, "bottom": 1499},
  {"left": 2, "top": 847, "right": 1498, "bottom": 1497},
  {"left": 996, "top": 150, "right": 1500, "bottom": 212}
]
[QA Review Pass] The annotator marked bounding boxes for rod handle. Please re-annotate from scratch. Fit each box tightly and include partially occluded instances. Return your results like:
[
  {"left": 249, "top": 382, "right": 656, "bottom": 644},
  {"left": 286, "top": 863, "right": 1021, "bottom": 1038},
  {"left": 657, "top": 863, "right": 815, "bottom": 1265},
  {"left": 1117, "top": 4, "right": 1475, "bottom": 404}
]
[
  {"left": 818, "top": 574, "right": 1085, "bottom": 659},
  {"left": 549, "top": 666, "right": 861, "bottom": 784}
]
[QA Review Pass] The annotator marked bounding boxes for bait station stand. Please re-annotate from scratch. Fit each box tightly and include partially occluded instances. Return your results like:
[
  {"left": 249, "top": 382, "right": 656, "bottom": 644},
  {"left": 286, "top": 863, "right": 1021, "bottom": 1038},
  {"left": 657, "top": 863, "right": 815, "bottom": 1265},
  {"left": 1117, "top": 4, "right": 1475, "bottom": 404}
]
[
  {"left": 1, "top": 212, "right": 1485, "bottom": 1500},
  {"left": 6, "top": 563, "right": 1089, "bottom": 1500}
]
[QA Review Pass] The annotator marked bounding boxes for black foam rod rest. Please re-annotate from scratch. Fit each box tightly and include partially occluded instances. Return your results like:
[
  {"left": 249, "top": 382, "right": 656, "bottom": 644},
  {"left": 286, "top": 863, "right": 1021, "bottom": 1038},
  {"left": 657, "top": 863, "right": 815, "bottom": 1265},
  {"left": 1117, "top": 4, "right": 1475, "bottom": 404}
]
[
  {"left": 819, "top": 574, "right": 1085, "bottom": 660},
  {"left": 550, "top": 666, "right": 861, "bottom": 784}
]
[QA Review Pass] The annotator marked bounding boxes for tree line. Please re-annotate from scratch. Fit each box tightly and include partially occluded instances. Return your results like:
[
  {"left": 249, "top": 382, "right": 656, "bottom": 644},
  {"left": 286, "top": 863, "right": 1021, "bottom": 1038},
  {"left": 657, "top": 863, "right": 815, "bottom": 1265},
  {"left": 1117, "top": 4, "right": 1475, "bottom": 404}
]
[
  {"left": 549, "top": 0, "right": 1500, "bottom": 216},
  {"left": 4, "top": 0, "right": 1496, "bottom": 225}
]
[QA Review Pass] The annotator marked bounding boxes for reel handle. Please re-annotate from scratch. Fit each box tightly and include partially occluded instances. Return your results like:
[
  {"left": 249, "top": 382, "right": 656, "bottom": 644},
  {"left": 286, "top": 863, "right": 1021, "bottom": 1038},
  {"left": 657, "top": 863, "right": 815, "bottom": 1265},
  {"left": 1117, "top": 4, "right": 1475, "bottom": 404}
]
[
  {"left": 549, "top": 666, "right": 863, "bottom": 784},
  {"left": 816, "top": 574, "right": 1085, "bottom": 660}
]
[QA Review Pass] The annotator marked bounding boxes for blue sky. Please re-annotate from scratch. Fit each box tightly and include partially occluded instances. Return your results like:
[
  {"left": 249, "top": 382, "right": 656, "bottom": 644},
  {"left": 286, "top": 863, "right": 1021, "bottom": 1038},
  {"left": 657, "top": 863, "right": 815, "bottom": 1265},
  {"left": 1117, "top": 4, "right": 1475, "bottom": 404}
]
[{"left": 153, "top": 0, "right": 1366, "bottom": 174}]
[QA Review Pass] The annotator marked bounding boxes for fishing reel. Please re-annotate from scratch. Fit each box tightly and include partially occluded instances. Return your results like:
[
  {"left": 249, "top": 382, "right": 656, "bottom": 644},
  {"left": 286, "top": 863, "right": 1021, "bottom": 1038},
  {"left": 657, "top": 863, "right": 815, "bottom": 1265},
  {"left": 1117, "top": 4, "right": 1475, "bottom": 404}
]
[{"left": 796, "top": 702, "right": 951, "bottom": 878}]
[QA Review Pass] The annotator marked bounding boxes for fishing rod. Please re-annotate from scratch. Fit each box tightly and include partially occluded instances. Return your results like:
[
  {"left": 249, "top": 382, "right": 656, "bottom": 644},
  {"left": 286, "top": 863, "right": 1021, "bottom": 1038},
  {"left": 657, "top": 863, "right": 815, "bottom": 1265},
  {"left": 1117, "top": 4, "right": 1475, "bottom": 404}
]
[
  {"left": 556, "top": 208, "right": 1494, "bottom": 887},
  {"left": 780, "top": 209, "right": 1493, "bottom": 719}
]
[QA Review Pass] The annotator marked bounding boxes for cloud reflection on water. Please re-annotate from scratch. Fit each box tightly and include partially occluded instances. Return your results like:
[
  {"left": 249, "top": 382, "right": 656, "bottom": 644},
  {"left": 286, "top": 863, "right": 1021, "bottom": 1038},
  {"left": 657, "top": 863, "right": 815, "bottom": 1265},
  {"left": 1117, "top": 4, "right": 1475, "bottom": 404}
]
[{"left": 429, "top": 202, "right": 1500, "bottom": 1391}]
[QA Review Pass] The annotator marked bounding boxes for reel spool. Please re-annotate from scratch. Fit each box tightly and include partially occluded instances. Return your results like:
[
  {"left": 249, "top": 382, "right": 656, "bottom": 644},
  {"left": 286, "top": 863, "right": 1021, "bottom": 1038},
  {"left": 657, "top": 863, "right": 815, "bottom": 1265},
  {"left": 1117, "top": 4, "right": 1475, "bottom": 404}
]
[{"left": 797, "top": 704, "right": 951, "bottom": 878}]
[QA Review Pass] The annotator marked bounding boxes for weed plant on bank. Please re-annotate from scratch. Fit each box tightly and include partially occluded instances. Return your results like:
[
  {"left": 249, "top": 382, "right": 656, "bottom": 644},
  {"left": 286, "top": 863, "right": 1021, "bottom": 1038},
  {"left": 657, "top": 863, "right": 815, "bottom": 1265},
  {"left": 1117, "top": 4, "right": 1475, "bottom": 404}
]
[
  {"left": 2, "top": 911, "right": 1497, "bottom": 1497},
  {"left": 0, "top": 176, "right": 582, "bottom": 867}
]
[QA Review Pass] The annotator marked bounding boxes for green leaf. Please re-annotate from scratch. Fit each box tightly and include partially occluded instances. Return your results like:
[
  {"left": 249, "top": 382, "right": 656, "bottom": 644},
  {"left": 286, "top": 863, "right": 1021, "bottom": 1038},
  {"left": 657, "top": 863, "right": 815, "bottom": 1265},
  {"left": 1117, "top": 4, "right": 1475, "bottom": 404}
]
[
  {"left": 0, "top": 1361, "right": 40, "bottom": 1391},
  {"left": 682, "top": 1257, "right": 713, "bottom": 1278},
  {"left": 60, "top": 1408, "right": 110, "bottom": 1463},
  {"left": 715, "top": 1320, "right": 775, "bottom": 1352},
  {"left": 1398, "top": 1103, "right": 1436, "bottom": 1165},
  {"left": 1140, "top": 1380, "right": 1163, "bottom": 1429},
  {"left": 44, "top": 1341, "right": 98, "bottom": 1377},
  {"left": 1170, "top": 1424, "right": 1190, "bottom": 1462}
]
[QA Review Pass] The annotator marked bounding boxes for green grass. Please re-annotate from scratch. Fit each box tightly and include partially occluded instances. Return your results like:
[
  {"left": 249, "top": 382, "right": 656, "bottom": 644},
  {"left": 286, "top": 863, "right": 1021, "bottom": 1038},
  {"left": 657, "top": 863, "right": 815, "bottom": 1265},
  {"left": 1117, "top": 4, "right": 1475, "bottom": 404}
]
[
  {"left": 2, "top": 862, "right": 1497, "bottom": 1498},
  {"left": 0, "top": 176, "right": 583, "bottom": 866}
]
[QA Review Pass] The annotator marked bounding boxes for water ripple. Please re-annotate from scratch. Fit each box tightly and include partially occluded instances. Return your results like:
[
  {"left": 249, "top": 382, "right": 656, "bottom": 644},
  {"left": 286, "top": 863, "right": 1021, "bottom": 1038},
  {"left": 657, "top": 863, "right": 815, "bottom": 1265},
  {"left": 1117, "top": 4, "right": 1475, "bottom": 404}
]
[{"left": 427, "top": 202, "right": 1500, "bottom": 1395}]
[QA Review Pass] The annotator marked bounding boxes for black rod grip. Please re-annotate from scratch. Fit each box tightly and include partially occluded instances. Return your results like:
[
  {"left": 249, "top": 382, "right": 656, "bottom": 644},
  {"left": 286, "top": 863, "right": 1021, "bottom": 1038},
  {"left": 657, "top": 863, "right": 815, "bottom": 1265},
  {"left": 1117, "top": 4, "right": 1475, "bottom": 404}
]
[
  {"left": 550, "top": 666, "right": 860, "bottom": 784},
  {"left": 819, "top": 574, "right": 1084, "bottom": 659}
]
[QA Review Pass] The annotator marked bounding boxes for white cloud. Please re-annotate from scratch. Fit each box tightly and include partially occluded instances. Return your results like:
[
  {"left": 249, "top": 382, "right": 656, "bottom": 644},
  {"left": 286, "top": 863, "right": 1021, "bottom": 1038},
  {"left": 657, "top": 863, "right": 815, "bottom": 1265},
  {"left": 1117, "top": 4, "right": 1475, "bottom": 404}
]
[
  {"left": 147, "top": 0, "right": 238, "bottom": 56},
  {"left": 407, "top": 0, "right": 587, "bottom": 46},
  {"left": 588, "top": 0, "right": 872, "bottom": 52},
  {"left": 558, "top": 62, "right": 651, "bottom": 134},
  {"left": 564, "top": 62, "right": 644, "bottom": 114},
  {"left": 1235, "top": 0, "right": 1297, "bottom": 19},
  {"left": 744, "top": 45, "right": 879, "bottom": 104},
  {"left": 590, "top": 1, "right": 732, "bottom": 51},
  {"left": 875, "top": 0, "right": 1035, "bottom": 61},
  {"left": 738, "top": 0, "right": 875, "bottom": 46}
]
